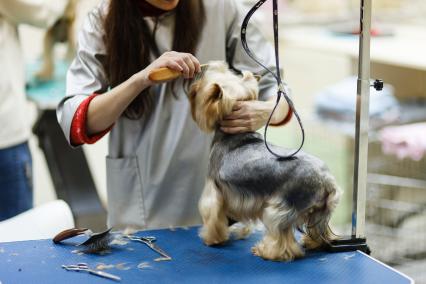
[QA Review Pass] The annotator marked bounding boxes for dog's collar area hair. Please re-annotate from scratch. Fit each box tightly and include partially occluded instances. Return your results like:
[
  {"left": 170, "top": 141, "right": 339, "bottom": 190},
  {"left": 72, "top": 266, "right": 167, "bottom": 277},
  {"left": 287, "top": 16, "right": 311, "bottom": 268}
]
[{"left": 241, "top": 0, "right": 305, "bottom": 159}]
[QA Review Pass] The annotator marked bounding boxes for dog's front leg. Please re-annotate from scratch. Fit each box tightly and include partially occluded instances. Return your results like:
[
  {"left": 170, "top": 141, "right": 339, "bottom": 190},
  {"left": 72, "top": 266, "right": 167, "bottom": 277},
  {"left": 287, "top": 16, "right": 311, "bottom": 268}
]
[{"left": 199, "top": 179, "right": 229, "bottom": 246}]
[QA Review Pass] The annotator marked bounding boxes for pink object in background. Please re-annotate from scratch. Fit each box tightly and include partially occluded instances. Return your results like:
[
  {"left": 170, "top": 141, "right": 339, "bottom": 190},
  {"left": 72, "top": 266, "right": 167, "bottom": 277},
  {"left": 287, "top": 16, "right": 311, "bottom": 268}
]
[{"left": 379, "top": 123, "right": 426, "bottom": 161}]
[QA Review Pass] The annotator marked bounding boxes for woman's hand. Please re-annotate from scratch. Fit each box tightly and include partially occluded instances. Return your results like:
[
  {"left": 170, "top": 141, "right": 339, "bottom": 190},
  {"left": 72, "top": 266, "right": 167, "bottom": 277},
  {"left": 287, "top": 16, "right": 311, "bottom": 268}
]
[
  {"left": 220, "top": 98, "right": 289, "bottom": 134},
  {"left": 220, "top": 101, "right": 273, "bottom": 134},
  {"left": 133, "top": 51, "right": 201, "bottom": 88},
  {"left": 87, "top": 51, "right": 200, "bottom": 135}
]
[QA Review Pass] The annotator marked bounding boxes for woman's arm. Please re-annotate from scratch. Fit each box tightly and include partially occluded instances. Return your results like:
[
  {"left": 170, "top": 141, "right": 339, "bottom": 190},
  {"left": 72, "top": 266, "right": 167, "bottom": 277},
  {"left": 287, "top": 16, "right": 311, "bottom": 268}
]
[
  {"left": 57, "top": 4, "right": 200, "bottom": 145},
  {"left": 86, "top": 51, "right": 200, "bottom": 135}
]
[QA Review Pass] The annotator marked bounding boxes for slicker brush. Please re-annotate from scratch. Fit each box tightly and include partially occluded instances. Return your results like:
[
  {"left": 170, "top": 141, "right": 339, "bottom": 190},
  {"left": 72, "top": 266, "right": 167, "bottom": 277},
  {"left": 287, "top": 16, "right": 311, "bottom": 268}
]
[{"left": 53, "top": 228, "right": 112, "bottom": 253}]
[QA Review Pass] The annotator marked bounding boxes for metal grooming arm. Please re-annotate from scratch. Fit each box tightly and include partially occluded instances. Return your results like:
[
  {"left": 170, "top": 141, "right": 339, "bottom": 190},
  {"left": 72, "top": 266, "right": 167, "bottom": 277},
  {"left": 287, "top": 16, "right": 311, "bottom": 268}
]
[
  {"left": 353, "top": 0, "right": 372, "bottom": 241},
  {"left": 327, "top": 0, "right": 383, "bottom": 253}
]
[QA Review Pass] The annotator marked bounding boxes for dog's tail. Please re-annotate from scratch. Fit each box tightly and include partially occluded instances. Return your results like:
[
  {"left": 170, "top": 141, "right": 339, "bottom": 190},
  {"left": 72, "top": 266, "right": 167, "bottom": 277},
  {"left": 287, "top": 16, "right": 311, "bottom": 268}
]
[{"left": 305, "top": 175, "right": 342, "bottom": 246}]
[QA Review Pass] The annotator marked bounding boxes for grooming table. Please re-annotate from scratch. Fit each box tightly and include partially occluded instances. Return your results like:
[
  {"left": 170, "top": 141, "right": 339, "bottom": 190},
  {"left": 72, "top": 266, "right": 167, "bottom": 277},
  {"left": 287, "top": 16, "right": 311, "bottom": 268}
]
[{"left": 0, "top": 227, "right": 412, "bottom": 284}]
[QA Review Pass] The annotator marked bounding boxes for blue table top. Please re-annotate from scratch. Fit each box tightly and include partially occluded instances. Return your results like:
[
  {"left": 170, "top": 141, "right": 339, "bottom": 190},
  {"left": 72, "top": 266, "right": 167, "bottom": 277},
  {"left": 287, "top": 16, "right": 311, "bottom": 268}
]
[{"left": 0, "top": 227, "right": 412, "bottom": 284}]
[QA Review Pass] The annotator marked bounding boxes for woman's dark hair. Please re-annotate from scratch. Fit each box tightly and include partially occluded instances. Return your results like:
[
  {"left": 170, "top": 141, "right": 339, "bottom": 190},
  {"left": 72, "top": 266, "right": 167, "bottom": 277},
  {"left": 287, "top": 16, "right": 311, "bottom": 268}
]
[{"left": 103, "top": 0, "right": 206, "bottom": 119}]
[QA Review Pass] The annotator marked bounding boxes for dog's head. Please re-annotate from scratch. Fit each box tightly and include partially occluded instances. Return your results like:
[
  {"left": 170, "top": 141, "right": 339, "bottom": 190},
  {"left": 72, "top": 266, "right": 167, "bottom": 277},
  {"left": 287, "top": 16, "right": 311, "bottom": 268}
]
[{"left": 188, "top": 61, "right": 259, "bottom": 132}]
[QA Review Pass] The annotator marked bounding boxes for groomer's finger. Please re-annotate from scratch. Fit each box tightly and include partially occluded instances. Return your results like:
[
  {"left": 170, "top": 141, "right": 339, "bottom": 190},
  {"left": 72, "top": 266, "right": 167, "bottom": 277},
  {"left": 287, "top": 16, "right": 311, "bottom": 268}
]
[
  {"left": 220, "top": 126, "right": 250, "bottom": 134},
  {"left": 165, "top": 60, "right": 184, "bottom": 72},
  {"left": 188, "top": 54, "right": 201, "bottom": 73},
  {"left": 176, "top": 58, "right": 190, "bottom": 78},
  {"left": 220, "top": 119, "right": 249, "bottom": 127},
  {"left": 182, "top": 54, "right": 196, "bottom": 78},
  {"left": 232, "top": 102, "right": 244, "bottom": 111},
  {"left": 223, "top": 110, "right": 249, "bottom": 120}
]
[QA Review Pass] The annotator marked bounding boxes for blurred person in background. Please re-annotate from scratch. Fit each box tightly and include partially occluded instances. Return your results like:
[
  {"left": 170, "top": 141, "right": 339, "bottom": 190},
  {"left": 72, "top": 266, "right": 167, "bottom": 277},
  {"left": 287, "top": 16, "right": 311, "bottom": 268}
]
[{"left": 0, "top": 0, "right": 67, "bottom": 221}]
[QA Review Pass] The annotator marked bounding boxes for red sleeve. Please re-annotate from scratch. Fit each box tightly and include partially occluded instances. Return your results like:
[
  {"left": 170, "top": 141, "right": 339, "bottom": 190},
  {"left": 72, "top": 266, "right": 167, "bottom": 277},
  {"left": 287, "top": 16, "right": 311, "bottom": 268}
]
[
  {"left": 70, "top": 93, "right": 113, "bottom": 146},
  {"left": 269, "top": 107, "right": 293, "bottom": 127}
]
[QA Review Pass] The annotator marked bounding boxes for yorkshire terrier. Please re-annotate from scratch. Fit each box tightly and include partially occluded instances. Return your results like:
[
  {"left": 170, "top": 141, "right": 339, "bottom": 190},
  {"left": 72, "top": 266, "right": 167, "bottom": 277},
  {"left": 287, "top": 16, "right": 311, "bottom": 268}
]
[
  {"left": 188, "top": 61, "right": 341, "bottom": 261},
  {"left": 35, "top": 0, "right": 77, "bottom": 81}
]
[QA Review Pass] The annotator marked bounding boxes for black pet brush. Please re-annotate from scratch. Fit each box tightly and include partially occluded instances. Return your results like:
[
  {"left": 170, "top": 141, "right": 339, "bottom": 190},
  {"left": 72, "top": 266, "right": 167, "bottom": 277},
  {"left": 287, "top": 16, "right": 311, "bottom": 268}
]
[{"left": 53, "top": 228, "right": 112, "bottom": 253}]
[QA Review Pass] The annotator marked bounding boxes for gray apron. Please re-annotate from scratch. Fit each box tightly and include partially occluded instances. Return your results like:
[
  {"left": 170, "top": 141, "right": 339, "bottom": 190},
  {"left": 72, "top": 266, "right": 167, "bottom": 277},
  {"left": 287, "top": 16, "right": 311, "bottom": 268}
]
[{"left": 57, "top": 0, "right": 282, "bottom": 230}]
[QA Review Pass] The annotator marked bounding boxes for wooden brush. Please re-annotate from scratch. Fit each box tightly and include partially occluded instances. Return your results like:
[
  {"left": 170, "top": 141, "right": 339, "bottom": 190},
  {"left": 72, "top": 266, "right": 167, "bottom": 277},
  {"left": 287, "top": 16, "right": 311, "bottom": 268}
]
[{"left": 148, "top": 64, "right": 209, "bottom": 83}]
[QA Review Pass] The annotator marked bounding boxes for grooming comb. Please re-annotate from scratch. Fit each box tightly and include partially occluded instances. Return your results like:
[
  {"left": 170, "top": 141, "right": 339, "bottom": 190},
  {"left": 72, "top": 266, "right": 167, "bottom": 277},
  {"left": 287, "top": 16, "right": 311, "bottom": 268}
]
[{"left": 148, "top": 64, "right": 209, "bottom": 83}]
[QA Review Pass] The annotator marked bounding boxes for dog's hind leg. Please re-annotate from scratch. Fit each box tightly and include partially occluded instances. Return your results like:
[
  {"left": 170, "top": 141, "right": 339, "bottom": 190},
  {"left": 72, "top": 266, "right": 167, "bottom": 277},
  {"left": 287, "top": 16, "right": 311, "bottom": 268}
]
[
  {"left": 302, "top": 188, "right": 341, "bottom": 250},
  {"left": 252, "top": 198, "right": 304, "bottom": 261},
  {"left": 302, "top": 212, "right": 336, "bottom": 250},
  {"left": 199, "top": 179, "right": 229, "bottom": 246}
]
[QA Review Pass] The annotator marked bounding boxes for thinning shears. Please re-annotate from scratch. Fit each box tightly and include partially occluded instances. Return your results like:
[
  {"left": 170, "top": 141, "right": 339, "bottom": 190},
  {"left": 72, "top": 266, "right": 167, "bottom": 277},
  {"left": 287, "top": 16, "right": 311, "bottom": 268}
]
[
  {"left": 62, "top": 263, "right": 121, "bottom": 281},
  {"left": 125, "top": 235, "right": 172, "bottom": 261}
]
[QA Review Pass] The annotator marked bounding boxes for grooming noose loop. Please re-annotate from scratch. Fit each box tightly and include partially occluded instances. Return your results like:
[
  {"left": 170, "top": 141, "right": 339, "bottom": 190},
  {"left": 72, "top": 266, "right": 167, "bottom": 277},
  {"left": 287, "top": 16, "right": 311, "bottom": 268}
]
[{"left": 241, "top": 0, "right": 305, "bottom": 159}]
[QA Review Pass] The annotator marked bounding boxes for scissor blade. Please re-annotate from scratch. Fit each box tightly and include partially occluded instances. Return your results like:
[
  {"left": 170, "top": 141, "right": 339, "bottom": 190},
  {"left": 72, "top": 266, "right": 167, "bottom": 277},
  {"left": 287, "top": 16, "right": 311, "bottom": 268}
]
[
  {"left": 149, "top": 243, "right": 172, "bottom": 260},
  {"left": 89, "top": 270, "right": 121, "bottom": 281}
]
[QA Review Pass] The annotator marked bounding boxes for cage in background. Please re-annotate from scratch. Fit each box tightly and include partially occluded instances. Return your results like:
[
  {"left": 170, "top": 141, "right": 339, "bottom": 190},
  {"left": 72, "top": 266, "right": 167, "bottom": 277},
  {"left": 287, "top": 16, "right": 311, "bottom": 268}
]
[{"left": 365, "top": 140, "right": 426, "bottom": 266}]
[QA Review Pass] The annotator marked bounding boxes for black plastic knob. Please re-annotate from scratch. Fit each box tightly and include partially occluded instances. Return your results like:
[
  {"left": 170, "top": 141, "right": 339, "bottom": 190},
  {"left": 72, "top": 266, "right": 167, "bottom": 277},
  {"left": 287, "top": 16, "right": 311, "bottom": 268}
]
[{"left": 372, "top": 79, "right": 384, "bottom": 91}]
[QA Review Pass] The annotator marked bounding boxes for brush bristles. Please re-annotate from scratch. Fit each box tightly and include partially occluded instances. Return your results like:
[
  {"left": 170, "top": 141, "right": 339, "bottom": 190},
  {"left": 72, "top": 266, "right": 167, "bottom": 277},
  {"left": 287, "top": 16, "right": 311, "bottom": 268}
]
[
  {"left": 193, "top": 65, "right": 209, "bottom": 82},
  {"left": 82, "top": 235, "right": 112, "bottom": 253}
]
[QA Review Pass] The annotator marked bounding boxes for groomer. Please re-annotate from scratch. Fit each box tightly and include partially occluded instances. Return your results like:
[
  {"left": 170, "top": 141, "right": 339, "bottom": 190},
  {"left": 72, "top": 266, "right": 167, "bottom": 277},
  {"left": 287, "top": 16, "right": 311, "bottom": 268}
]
[
  {"left": 0, "top": 0, "right": 67, "bottom": 221},
  {"left": 57, "top": 0, "right": 292, "bottom": 230}
]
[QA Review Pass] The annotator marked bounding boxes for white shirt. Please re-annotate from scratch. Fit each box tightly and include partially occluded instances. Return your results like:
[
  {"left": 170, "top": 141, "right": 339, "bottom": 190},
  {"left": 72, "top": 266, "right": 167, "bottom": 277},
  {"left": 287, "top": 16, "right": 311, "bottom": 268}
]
[{"left": 0, "top": 0, "right": 67, "bottom": 148}]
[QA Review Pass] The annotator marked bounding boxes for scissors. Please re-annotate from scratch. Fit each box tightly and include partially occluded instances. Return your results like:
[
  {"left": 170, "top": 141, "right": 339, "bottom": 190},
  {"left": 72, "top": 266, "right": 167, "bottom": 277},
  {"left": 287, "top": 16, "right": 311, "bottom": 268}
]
[
  {"left": 125, "top": 235, "right": 172, "bottom": 261},
  {"left": 62, "top": 263, "right": 121, "bottom": 282}
]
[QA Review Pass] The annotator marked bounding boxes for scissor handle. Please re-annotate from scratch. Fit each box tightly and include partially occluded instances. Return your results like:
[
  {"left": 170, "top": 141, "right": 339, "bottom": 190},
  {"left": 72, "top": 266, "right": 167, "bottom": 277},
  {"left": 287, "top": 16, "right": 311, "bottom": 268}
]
[
  {"left": 124, "top": 235, "right": 156, "bottom": 243},
  {"left": 140, "top": 236, "right": 156, "bottom": 243},
  {"left": 77, "top": 263, "right": 89, "bottom": 268},
  {"left": 62, "top": 265, "right": 86, "bottom": 271},
  {"left": 62, "top": 264, "right": 121, "bottom": 281}
]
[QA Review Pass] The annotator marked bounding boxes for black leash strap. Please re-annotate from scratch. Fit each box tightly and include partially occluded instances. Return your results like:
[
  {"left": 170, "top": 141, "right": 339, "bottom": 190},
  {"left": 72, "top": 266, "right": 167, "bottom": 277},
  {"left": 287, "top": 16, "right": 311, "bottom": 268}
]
[{"left": 241, "top": 0, "right": 305, "bottom": 159}]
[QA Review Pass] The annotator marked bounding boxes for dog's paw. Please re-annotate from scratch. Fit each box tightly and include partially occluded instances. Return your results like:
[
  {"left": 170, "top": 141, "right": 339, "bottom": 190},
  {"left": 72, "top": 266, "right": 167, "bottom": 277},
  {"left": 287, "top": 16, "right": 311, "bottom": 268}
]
[
  {"left": 202, "top": 238, "right": 226, "bottom": 246},
  {"left": 199, "top": 226, "right": 229, "bottom": 246},
  {"left": 251, "top": 243, "right": 304, "bottom": 262},
  {"left": 301, "top": 235, "right": 322, "bottom": 250},
  {"left": 229, "top": 222, "right": 252, "bottom": 240},
  {"left": 251, "top": 245, "right": 262, "bottom": 257}
]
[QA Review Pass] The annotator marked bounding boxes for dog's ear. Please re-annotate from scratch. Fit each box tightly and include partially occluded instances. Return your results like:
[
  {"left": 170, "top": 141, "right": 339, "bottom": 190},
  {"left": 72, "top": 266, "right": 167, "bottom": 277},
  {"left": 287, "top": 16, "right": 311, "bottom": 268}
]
[
  {"left": 188, "top": 81, "right": 201, "bottom": 120},
  {"left": 208, "top": 83, "right": 223, "bottom": 101},
  {"left": 241, "top": 71, "right": 259, "bottom": 100},
  {"left": 188, "top": 80, "right": 201, "bottom": 99},
  {"left": 242, "top": 71, "right": 258, "bottom": 82},
  {"left": 203, "top": 83, "right": 224, "bottom": 132}
]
